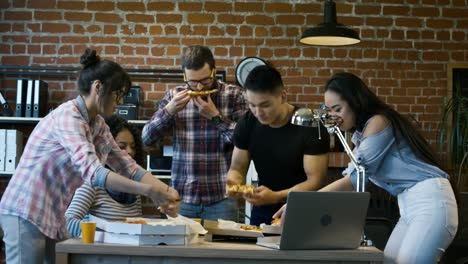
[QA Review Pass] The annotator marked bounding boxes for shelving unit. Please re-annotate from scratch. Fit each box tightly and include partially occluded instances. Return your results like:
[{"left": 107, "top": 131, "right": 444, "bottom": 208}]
[
  {"left": 0, "top": 117, "right": 174, "bottom": 179},
  {"left": 0, "top": 65, "right": 226, "bottom": 82},
  {"left": 0, "top": 116, "right": 147, "bottom": 126}
]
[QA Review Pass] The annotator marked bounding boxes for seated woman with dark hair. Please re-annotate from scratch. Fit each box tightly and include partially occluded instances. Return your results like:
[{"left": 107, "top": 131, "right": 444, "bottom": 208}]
[{"left": 66, "top": 115, "right": 145, "bottom": 237}]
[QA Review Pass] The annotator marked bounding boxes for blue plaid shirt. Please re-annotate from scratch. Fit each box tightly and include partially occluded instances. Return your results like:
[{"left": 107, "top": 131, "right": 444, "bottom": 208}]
[{"left": 142, "top": 81, "right": 246, "bottom": 205}]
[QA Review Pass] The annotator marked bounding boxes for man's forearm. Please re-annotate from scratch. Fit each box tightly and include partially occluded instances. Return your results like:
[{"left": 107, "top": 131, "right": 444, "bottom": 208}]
[
  {"left": 138, "top": 172, "right": 170, "bottom": 193},
  {"left": 142, "top": 108, "right": 174, "bottom": 146},
  {"left": 275, "top": 178, "right": 323, "bottom": 203}
]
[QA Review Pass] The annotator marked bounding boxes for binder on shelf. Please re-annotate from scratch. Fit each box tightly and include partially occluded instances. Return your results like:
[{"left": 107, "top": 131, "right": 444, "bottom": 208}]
[
  {"left": 15, "top": 79, "right": 28, "bottom": 117},
  {"left": 25, "top": 80, "right": 34, "bottom": 117},
  {"left": 0, "top": 91, "right": 14, "bottom": 117},
  {"left": 33, "top": 80, "right": 49, "bottom": 117},
  {"left": 123, "top": 86, "right": 141, "bottom": 105},
  {"left": 5, "top": 129, "right": 23, "bottom": 172},
  {"left": 0, "top": 129, "right": 6, "bottom": 171}
]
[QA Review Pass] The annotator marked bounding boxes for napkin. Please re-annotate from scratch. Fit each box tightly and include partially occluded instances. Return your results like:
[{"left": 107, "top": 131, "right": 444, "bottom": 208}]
[{"left": 166, "top": 214, "right": 208, "bottom": 235}]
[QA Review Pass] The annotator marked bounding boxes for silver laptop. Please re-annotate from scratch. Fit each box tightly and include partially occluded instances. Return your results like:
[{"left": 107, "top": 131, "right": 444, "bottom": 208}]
[{"left": 257, "top": 191, "right": 370, "bottom": 250}]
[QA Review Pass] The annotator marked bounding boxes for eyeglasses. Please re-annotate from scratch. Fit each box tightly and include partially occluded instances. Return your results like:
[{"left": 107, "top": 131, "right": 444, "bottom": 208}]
[
  {"left": 184, "top": 69, "right": 215, "bottom": 89},
  {"left": 91, "top": 80, "right": 126, "bottom": 102}
]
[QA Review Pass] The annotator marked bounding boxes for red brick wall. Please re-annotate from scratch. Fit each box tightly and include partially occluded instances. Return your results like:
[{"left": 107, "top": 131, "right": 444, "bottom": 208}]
[
  {"left": 0, "top": 0, "right": 467, "bottom": 261},
  {"left": 1, "top": 1, "right": 466, "bottom": 133}
]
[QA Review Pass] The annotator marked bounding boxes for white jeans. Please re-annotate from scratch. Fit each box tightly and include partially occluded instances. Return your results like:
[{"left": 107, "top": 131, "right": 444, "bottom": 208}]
[
  {"left": 0, "top": 215, "right": 57, "bottom": 264},
  {"left": 384, "top": 177, "right": 458, "bottom": 264}
]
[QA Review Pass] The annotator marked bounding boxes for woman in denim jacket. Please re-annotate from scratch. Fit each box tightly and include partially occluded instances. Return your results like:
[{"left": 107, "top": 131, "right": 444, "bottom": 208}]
[{"left": 276, "top": 72, "right": 457, "bottom": 264}]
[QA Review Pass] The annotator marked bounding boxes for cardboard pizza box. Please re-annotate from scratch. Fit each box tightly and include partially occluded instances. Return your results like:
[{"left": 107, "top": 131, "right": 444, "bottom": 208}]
[
  {"left": 95, "top": 231, "right": 200, "bottom": 246},
  {"left": 90, "top": 215, "right": 187, "bottom": 235}
]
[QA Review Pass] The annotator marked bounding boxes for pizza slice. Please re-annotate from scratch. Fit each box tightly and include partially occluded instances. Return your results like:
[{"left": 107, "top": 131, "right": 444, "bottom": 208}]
[
  {"left": 240, "top": 224, "right": 262, "bottom": 231},
  {"left": 271, "top": 217, "right": 281, "bottom": 226},
  {"left": 117, "top": 219, "right": 148, "bottom": 224},
  {"left": 187, "top": 88, "right": 219, "bottom": 97},
  {"left": 227, "top": 184, "right": 255, "bottom": 195}
]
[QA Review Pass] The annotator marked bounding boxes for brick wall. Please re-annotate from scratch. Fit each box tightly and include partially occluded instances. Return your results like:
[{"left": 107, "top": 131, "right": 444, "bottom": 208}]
[{"left": 0, "top": 0, "right": 467, "bottom": 261}]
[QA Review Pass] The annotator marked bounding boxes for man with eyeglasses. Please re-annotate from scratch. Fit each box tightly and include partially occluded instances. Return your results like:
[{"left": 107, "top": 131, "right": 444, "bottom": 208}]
[{"left": 142, "top": 45, "right": 246, "bottom": 222}]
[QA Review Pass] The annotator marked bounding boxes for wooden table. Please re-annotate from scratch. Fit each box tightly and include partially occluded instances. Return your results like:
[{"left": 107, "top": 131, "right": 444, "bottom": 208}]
[{"left": 56, "top": 238, "right": 383, "bottom": 264}]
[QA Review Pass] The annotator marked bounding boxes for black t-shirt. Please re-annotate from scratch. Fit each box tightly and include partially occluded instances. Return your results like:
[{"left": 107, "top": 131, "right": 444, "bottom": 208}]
[{"left": 234, "top": 109, "right": 330, "bottom": 192}]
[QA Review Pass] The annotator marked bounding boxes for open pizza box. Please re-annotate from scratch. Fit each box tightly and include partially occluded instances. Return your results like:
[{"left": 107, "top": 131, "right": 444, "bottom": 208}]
[
  {"left": 204, "top": 219, "right": 264, "bottom": 238},
  {"left": 90, "top": 214, "right": 207, "bottom": 235},
  {"left": 90, "top": 215, "right": 187, "bottom": 235},
  {"left": 203, "top": 219, "right": 282, "bottom": 241}
]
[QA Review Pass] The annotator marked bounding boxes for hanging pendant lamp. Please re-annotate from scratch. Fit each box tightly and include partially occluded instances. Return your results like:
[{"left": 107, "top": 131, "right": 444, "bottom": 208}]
[{"left": 300, "top": 0, "right": 360, "bottom": 46}]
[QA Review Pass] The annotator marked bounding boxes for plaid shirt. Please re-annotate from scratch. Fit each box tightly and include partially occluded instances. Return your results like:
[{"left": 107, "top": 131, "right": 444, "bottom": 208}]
[
  {"left": 142, "top": 81, "right": 246, "bottom": 205},
  {"left": 0, "top": 96, "right": 145, "bottom": 239}
]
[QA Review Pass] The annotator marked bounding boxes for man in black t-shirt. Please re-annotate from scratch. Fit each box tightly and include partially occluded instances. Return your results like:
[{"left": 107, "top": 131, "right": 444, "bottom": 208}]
[{"left": 226, "top": 64, "right": 329, "bottom": 226}]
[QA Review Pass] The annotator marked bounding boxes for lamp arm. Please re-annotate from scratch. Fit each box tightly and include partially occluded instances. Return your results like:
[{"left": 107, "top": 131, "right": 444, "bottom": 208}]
[
  {"left": 328, "top": 125, "right": 366, "bottom": 192},
  {"left": 293, "top": 108, "right": 366, "bottom": 192}
]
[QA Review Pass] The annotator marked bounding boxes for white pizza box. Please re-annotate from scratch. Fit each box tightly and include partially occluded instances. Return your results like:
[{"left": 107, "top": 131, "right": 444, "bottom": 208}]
[
  {"left": 94, "top": 231, "right": 200, "bottom": 246},
  {"left": 260, "top": 224, "right": 282, "bottom": 234},
  {"left": 257, "top": 235, "right": 281, "bottom": 244},
  {"left": 90, "top": 215, "right": 206, "bottom": 236}
]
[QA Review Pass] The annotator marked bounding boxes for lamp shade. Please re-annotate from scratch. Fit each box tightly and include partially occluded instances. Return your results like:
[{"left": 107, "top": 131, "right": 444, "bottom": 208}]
[{"left": 300, "top": 0, "right": 360, "bottom": 46}]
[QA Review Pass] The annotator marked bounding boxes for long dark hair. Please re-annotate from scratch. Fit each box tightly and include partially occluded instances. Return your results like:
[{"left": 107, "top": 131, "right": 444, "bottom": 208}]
[
  {"left": 78, "top": 48, "right": 131, "bottom": 109},
  {"left": 105, "top": 115, "right": 144, "bottom": 165},
  {"left": 325, "top": 72, "right": 441, "bottom": 168}
]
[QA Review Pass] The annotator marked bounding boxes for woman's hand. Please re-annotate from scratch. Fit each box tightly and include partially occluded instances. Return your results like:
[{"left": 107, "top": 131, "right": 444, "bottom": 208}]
[
  {"left": 149, "top": 186, "right": 180, "bottom": 217},
  {"left": 272, "top": 203, "right": 287, "bottom": 226}
]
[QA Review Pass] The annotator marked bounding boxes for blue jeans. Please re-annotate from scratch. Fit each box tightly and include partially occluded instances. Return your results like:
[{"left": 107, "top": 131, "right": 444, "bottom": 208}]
[
  {"left": 179, "top": 198, "right": 238, "bottom": 222},
  {"left": 0, "top": 214, "right": 58, "bottom": 264},
  {"left": 384, "top": 177, "right": 458, "bottom": 264}
]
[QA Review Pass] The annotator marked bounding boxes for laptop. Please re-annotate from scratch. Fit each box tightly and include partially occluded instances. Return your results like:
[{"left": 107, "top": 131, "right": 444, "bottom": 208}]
[{"left": 256, "top": 191, "right": 370, "bottom": 250}]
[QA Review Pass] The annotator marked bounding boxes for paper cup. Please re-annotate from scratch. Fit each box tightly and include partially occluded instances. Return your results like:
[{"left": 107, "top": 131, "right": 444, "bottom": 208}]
[{"left": 81, "top": 222, "right": 96, "bottom": 244}]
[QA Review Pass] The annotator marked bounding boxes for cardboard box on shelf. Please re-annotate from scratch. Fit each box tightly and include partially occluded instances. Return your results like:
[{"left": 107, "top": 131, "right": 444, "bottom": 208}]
[{"left": 115, "top": 104, "right": 138, "bottom": 120}]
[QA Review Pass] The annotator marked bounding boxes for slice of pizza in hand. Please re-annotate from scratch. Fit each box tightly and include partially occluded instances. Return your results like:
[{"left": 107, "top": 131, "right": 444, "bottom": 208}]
[
  {"left": 227, "top": 184, "right": 255, "bottom": 195},
  {"left": 187, "top": 88, "right": 219, "bottom": 97}
]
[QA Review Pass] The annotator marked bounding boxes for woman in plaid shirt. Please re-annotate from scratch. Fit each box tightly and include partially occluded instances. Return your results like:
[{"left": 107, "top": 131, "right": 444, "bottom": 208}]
[{"left": 0, "top": 49, "right": 180, "bottom": 263}]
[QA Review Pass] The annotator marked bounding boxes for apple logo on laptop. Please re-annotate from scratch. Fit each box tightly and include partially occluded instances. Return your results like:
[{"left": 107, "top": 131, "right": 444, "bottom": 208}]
[{"left": 320, "top": 214, "right": 332, "bottom": 226}]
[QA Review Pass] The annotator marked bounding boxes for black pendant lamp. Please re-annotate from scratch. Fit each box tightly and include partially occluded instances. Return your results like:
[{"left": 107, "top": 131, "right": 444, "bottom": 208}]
[{"left": 300, "top": 0, "right": 360, "bottom": 46}]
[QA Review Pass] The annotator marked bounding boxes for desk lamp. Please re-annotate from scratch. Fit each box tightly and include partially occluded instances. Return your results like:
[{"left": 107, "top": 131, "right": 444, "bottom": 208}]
[
  {"left": 292, "top": 108, "right": 372, "bottom": 246},
  {"left": 291, "top": 108, "right": 366, "bottom": 192}
]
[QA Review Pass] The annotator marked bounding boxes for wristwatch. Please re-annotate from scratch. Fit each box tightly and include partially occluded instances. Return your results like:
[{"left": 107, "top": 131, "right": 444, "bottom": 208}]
[{"left": 211, "top": 114, "right": 223, "bottom": 125}]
